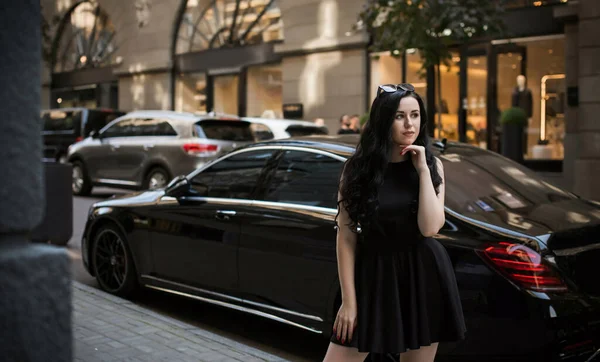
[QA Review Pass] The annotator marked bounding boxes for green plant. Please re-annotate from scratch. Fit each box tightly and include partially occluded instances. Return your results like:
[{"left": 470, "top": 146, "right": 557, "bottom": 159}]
[{"left": 500, "top": 107, "right": 527, "bottom": 127}]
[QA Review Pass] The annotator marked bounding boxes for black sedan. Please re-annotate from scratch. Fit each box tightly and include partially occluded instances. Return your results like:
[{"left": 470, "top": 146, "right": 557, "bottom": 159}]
[{"left": 81, "top": 135, "right": 600, "bottom": 361}]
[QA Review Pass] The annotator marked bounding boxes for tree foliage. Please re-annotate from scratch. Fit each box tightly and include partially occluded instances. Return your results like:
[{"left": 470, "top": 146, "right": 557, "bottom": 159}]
[{"left": 358, "top": 0, "right": 506, "bottom": 72}]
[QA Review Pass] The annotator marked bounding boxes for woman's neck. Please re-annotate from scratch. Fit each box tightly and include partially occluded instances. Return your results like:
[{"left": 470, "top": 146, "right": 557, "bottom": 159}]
[{"left": 389, "top": 144, "right": 409, "bottom": 163}]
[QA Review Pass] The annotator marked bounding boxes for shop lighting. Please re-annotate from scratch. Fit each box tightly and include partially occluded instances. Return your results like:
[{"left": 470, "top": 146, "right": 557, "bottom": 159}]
[
  {"left": 540, "top": 74, "right": 565, "bottom": 141},
  {"left": 57, "top": 98, "right": 63, "bottom": 104}
]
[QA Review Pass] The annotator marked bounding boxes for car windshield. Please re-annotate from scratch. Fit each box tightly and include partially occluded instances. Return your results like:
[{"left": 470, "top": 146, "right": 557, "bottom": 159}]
[
  {"left": 286, "top": 125, "right": 328, "bottom": 137},
  {"left": 195, "top": 120, "right": 255, "bottom": 142},
  {"left": 441, "top": 146, "right": 576, "bottom": 222},
  {"left": 42, "top": 110, "right": 82, "bottom": 132}
]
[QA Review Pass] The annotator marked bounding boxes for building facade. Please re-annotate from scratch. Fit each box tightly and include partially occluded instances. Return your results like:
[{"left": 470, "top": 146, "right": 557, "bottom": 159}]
[{"left": 41, "top": 0, "right": 599, "bottom": 200}]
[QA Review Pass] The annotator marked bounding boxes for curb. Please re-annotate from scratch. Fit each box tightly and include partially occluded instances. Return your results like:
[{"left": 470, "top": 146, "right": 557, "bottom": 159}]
[{"left": 72, "top": 281, "right": 289, "bottom": 361}]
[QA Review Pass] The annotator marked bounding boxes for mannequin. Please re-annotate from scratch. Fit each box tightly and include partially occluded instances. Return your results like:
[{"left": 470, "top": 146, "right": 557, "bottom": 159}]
[
  {"left": 512, "top": 75, "right": 533, "bottom": 157},
  {"left": 512, "top": 75, "right": 533, "bottom": 117}
]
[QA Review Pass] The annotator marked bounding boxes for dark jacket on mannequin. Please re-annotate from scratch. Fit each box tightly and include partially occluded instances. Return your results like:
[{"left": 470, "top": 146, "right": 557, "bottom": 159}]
[{"left": 512, "top": 87, "right": 533, "bottom": 118}]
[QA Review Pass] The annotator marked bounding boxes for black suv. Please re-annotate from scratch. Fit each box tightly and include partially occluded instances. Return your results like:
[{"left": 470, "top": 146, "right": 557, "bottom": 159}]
[{"left": 42, "top": 108, "right": 124, "bottom": 163}]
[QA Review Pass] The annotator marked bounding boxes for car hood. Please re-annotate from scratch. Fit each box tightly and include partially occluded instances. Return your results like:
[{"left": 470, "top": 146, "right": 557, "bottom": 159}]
[{"left": 93, "top": 190, "right": 165, "bottom": 208}]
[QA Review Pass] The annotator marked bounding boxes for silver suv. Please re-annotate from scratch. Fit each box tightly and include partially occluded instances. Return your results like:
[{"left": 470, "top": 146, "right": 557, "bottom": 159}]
[{"left": 67, "top": 110, "right": 255, "bottom": 196}]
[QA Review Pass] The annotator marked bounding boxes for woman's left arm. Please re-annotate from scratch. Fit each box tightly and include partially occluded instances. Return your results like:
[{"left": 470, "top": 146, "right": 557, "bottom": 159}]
[{"left": 402, "top": 146, "right": 446, "bottom": 237}]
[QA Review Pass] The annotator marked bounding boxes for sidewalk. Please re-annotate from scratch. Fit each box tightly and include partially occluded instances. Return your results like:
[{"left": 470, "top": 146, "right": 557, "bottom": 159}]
[{"left": 72, "top": 282, "right": 289, "bottom": 362}]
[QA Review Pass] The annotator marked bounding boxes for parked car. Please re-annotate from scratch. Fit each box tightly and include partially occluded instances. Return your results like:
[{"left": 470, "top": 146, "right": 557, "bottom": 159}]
[
  {"left": 244, "top": 117, "right": 328, "bottom": 140},
  {"left": 42, "top": 108, "right": 124, "bottom": 163},
  {"left": 67, "top": 110, "right": 255, "bottom": 196},
  {"left": 80, "top": 135, "right": 600, "bottom": 361}
]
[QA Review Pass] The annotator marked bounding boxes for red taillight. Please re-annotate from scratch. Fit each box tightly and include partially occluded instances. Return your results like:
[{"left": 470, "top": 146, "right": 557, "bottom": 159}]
[
  {"left": 75, "top": 136, "right": 83, "bottom": 142},
  {"left": 480, "top": 242, "right": 568, "bottom": 293},
  {"left": 182, "top": 143, "right": 218, "bottom": 155}
]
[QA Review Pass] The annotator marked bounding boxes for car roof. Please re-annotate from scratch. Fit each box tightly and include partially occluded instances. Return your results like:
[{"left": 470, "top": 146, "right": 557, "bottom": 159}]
[
  {"left": 42, "top": 107, "right": 122, "bottom": 113},
  {"left": 122, "top": 110, "right": 242, "bottom": 123},
  {"left": 239, "top": 134, "right": 479, "bottom": 159},
  {"left": 243, "top": 117, "right": 322, "bottom": 128}
]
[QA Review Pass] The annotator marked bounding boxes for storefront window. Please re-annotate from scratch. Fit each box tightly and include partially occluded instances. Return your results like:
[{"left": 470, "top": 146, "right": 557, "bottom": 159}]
[
  {"left": 434, "top": 53, "right": 460, "bottom": 141},
  {"left": 497, "top": 37, "right": 565, "bottom": 160},
  {"left": 247, "top": 64, "right": 283, "bottom": 118},
  {"left": 177, "top": 0, "right": 284, "bottom": 54},
  {"left": 214, "top": 74, "right": 239, "bottom": 115},
  {"left": 176, "top": 72, "right": 207, "bottom": 114},
  {"left": 369, "top": 51, "right": 403, "bottom": 103},
  {"left": 466, "top": 56, "right": 488, "bottom": 148},
  {"left": 406, "top": 50, "right": 427, "bottom": 106}
]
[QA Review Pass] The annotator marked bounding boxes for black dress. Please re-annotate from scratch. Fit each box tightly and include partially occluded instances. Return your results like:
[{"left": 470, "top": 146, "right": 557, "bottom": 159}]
[{"left": 331, "top": 159, "right": 466, "bottom": 354}]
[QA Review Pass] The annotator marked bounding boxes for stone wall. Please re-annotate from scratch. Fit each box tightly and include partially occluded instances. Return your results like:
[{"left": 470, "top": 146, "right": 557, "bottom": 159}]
[
  {"left": 277, "top": 0, "right": 369, "bottom": 131},
  {"left": 574, "top": 0, "right": 600, "bottom": 201}
]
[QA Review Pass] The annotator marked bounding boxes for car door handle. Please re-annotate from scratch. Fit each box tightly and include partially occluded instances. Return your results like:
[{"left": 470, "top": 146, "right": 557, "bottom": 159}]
[{"left": 215, "top": 210, "right": 236, "bottom": 221}]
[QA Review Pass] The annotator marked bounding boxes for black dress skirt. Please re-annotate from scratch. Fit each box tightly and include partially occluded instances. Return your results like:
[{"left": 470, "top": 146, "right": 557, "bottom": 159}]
[{"left": 331, "top": 159, "right": 466, "bottom": 355}]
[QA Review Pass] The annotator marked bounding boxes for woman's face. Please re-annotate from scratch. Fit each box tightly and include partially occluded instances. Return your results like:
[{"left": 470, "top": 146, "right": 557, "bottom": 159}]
[{"left": 391, "top": 96, "right": 421, "bottom": 146}]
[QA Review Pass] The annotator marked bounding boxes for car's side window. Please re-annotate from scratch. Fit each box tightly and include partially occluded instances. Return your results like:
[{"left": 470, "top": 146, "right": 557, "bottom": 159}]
[
  {"left": 101, "top": 118, "right": 138, "bottom": 138},
  {"left": 190, "top": 149, "right": 277, "bottom": 199},
  {"left": 261, "top": 150, "right": 343, "bottom": 209},
  {"left": 137, "top": 119, "right": 178, "bottom": 136}
]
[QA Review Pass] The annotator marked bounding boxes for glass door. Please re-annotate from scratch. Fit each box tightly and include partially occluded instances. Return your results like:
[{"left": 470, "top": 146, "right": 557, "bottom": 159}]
[
  {"left": 212, "top": 73, "right": 239, "bottom": 115},
  {"left": 464, "top": 55, "right": 488, "bottom": 149},
  {"left": 493, "top": 44, "right": 526, "bottom": 155}
]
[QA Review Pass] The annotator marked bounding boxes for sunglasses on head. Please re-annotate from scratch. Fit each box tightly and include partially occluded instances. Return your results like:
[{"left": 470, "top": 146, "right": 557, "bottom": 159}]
[{"left": 377, "top": 83, "right": 415, "bottom": 96}]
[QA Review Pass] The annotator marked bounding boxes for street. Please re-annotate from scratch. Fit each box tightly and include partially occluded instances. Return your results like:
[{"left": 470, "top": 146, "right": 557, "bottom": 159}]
[{"left": 68, "top": 189, "right": 328, "bottom": 362}]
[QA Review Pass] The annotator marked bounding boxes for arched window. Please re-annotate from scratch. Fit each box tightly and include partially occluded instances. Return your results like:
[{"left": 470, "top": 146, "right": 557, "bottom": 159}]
[
  {"left": 175, "top": 0, "right": 283, "bottom": 54},
  {"left": 52, "top": 1, "right": 117, "bottom": 73}
]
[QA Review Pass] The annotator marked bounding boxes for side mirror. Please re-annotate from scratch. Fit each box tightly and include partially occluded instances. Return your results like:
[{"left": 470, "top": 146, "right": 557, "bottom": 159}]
[
  {"left": 90, "top": 130, "right": 101, "bottom": 139},
  {"left": 165, "top": 175, "right": 190, "bottom": 197}
]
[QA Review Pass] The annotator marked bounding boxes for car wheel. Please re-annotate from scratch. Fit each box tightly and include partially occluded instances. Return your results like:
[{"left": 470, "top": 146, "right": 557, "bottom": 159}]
[
  {"left": 144, "top": 167, "right": 170, "bottom": 190},
  {"left": 72, "top": 161, "right": 92, "bottom": 196},
  {"left": 92, "top": 224, "right": 138, "bottom": 297}
]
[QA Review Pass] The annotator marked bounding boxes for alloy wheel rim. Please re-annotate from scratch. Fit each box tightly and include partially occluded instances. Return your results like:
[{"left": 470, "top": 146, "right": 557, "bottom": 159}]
[
  {"left": 93, "top": 229, "right": 128, "bottom": 293},
  {"left": 149, "top": 172, "right": 167, "bottom": 189},
  {"left": 72, "top": 166, "right": 84, "bottom": 193}
]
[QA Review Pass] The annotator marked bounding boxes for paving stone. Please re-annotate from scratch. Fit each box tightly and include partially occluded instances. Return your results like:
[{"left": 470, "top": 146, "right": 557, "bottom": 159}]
[{"left": 72, "top": 281, "right": 280, "bottom": 362}]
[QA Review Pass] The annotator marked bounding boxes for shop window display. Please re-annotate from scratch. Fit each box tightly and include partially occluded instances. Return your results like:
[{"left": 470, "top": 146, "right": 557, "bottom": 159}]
[
  {"left": 406, "top": 50, "right": 428, "bottom": 106},
  {"left": 433, "top": 53, "right": 460, "bottom": 141},
  {"left": 496, "top": 37, "right": 565, "bottom": 160},
  {"left": 466, "top": 56, "right": 488, "bottom": 148},
  {"left": 176, "top": 72, "right": 207, "bottom": 114},
  {"left": 214, "top": 74, "right": 239, "bottom": 115},
  {"left": 247, "top": 65, "right": 283, "bottom": 118}
]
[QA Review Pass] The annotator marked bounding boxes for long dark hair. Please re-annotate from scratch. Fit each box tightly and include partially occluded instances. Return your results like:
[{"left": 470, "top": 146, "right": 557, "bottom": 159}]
[{"left": 339, "top": 89, "right": 442, "bottom": 232}]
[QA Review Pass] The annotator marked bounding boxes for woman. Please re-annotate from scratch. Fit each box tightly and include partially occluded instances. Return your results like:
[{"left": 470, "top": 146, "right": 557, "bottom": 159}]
[{"left": 323, "top": 84, "right": 466, "bottom": 362}]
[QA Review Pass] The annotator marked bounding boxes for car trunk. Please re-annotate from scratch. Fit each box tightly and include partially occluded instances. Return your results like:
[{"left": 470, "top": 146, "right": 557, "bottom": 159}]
[
  {"left": 545, "top": 222, "right": 600, "bottom": 297},
  {"left": 439, "top": 146, "right": 600, "bottom": 297},
  {"left": 194, "top": 119, "right": 255, "bottom": 156}
]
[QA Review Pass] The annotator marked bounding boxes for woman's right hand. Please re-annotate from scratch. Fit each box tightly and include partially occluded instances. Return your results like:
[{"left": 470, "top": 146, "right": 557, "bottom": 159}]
[{"left": 333, "top": 300, "right": 357, "bottom": 344}]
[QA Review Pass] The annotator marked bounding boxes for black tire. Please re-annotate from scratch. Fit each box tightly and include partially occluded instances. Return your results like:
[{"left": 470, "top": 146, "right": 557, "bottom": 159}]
[
  {"left": 72, "top": 160, "right": 92, "bottom": 196},
  {"left": 91, "top": 224, "right": 138, "bottom": 298},
  {"left": 143, "top": 167, "right": 170, "bottom": 190}
]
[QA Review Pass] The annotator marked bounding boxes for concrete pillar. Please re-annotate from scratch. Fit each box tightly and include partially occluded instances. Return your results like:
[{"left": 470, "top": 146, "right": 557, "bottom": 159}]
[
  {"left": 575, "top": 0, "right": 600, "bottom": 200},
  {"left": 0, "top": 1, "right": 72, "bottom": 361},
  {"left": 562, "top": 22, "right": 579, "bottom": 192}
]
